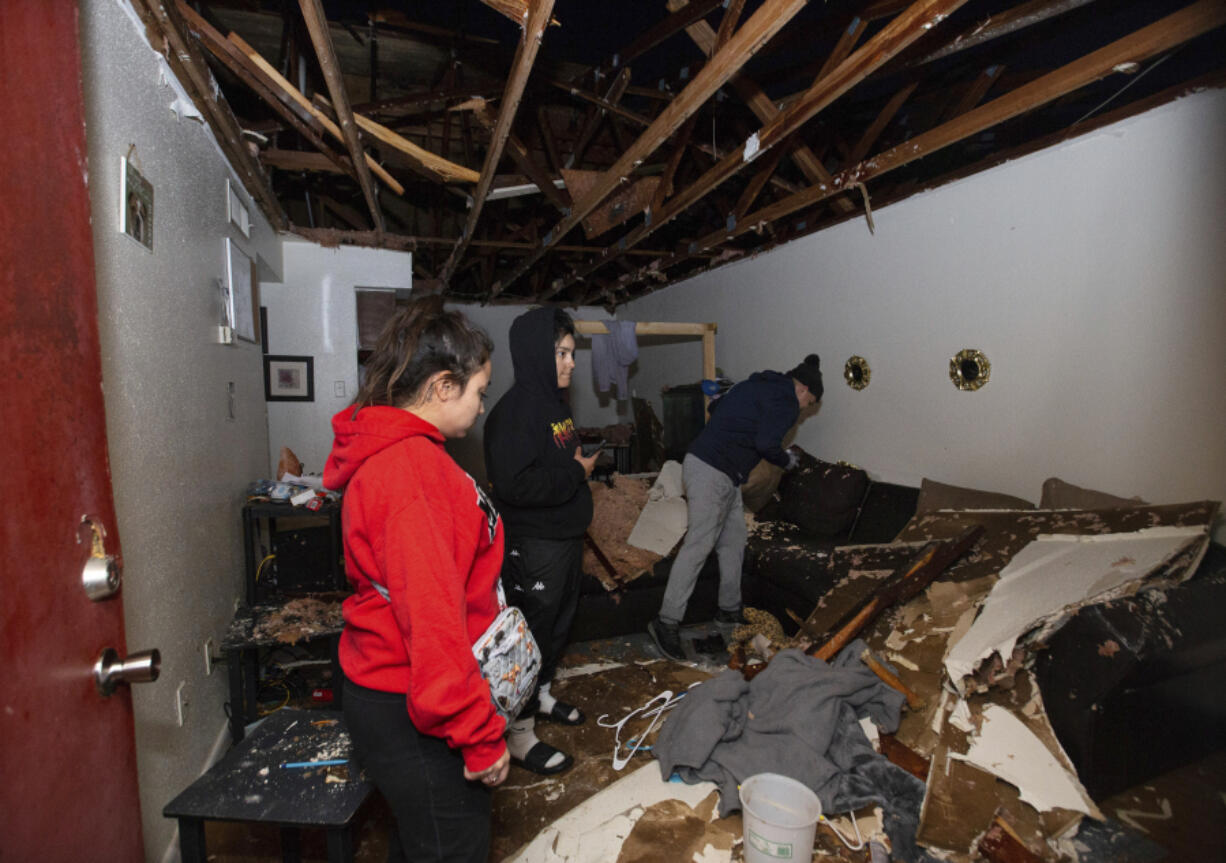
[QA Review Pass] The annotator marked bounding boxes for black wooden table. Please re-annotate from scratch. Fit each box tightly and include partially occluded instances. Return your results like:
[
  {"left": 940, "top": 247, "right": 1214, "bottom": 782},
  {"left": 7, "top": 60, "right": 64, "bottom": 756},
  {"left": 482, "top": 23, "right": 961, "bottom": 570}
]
[{"left": 163, "top": 709, "right": 373, "bottom": 863}]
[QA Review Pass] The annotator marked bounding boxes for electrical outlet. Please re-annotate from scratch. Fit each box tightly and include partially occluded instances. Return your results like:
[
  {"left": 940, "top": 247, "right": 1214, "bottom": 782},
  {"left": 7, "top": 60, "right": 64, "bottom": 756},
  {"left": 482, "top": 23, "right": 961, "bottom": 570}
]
[
  {"left": 175, "top": 681, "right": 189, "bottom": 727},
  {"left": 203, "top": 638, "right": 216, "bottom": 676}
]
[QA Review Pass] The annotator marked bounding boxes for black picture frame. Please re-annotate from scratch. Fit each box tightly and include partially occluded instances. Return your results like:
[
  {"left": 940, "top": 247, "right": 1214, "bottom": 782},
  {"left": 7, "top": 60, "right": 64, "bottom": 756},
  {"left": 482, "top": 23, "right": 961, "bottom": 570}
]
[{"left": 263, "top": 355, "right": 314, "bottom": 402}]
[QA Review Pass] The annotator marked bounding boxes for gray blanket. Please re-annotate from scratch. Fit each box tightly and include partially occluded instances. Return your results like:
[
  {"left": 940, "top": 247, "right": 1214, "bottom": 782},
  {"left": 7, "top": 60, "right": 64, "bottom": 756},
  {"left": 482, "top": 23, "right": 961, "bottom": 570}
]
[{"left": 654, "top": 644, "right": 929, "bottom": 861}]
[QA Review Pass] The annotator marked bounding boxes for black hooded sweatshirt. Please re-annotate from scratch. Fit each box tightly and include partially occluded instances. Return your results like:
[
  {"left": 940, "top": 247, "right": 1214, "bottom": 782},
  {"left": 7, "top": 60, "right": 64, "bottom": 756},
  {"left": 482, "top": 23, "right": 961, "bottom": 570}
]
[{"left": 483, "top": 307, "right": 594, "bottom": 539}]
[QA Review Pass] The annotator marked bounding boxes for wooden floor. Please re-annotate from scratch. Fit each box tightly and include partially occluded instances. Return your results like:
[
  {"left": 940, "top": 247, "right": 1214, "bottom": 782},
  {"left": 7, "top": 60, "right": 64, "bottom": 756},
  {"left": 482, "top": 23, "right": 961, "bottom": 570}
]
[{"left": 201, "top": 632, "right": 1226, "bottom": 862}]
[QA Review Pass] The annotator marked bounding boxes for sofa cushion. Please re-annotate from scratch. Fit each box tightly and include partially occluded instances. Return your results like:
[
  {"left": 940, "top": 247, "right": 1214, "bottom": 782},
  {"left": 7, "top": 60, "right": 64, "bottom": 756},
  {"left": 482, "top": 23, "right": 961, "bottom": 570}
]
[
  {"left": 915, "top": 477, "right": 1035, "bottom": 514},
  {"left": 774, "top": 454, "right": 870, "bottom": 538},
  {"left": 1039, "top": 476, "right": 1147, "bottom": 510}
]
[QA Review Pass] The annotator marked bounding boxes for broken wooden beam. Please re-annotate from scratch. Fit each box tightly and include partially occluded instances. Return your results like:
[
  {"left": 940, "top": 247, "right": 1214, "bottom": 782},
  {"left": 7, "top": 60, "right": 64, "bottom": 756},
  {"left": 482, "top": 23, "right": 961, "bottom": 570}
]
[
  {"left": 490, "top": 0, "right": 810, "bottom": 298},
  {"left": 130, "top": 0, "right": 286, "bottom": 228},
  {"left": 224, "top": 31, "right": 405, "bottom": 195},
  {"left": 298, "top": 0, "right": 384, "bottom": 232},
  {"left": 810, "top": 525, "right": 984, "bottom": 661},
  {"left": 662, "top": 0, "right": 1226, "bottom": 288},
  {"left": 861, "top": 648, "right": 925, "bottom": 710},
  {"left": 439, "top": 0, "right": 556, "bottom": 285},
  {"left": 554, "top": 0, "right": 971, "bottom": 301}
]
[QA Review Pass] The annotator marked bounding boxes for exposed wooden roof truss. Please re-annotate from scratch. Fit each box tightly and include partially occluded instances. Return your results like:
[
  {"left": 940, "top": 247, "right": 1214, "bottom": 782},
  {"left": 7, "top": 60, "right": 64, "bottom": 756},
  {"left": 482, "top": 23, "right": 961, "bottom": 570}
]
[{"left": 132, "top": 0, "right": 1224, "bottom": 306}]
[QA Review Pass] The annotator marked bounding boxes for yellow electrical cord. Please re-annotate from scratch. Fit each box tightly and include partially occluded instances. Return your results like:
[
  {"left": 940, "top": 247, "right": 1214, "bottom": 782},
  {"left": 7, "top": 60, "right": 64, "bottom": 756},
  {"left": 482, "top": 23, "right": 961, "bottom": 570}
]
[{"left": 255, "top": 553, "right": 275, "bottom": 582}]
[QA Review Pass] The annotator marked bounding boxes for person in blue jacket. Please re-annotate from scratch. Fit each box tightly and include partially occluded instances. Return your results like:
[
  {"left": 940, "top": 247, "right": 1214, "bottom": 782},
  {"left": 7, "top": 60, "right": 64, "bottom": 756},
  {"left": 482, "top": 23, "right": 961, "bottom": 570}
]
[{"left": 648, "top": 354, "right": 824, "bottom": 660}]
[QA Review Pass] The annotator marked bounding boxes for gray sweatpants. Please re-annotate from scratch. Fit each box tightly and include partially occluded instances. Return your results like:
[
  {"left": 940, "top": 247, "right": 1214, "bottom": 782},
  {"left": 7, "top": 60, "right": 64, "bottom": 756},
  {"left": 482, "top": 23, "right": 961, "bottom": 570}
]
[{"left": 658, "top": 453, "right": 747, "bottom": 624}]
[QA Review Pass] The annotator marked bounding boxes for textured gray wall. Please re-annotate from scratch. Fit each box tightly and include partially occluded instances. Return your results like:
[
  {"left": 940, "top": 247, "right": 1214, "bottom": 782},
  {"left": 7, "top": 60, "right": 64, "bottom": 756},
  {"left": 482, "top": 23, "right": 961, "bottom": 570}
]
[{"left": 81, "top": 1, "right": 282, "bottom": 858}]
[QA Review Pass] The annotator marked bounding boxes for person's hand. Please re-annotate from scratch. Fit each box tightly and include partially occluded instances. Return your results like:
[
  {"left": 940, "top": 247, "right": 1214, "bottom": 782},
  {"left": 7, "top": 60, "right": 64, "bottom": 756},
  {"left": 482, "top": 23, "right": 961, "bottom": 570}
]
[
  {"left": 464, "top": 748, "right": 510, "bottom": 787},
  {"left": 574, "top": 446, "right": 599, "bottom": 478}
]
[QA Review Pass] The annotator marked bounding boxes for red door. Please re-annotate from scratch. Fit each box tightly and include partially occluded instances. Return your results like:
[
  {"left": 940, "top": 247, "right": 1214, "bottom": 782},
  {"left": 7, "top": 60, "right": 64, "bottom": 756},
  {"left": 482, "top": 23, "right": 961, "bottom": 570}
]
[{"left": 0, "top": 1, "right": 147, "bottom": 859}]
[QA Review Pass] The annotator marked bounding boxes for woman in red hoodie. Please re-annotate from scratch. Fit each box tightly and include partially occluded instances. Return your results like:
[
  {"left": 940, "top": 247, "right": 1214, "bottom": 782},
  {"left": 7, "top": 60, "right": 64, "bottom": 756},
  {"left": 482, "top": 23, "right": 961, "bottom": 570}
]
[{"left": 323, "top": 297, "right": 507, "bottom": 863}]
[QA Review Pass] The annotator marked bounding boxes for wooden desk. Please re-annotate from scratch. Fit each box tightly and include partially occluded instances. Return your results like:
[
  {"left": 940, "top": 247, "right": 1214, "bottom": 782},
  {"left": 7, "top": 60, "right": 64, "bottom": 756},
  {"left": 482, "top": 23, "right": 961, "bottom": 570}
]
[{"left": 163, "top": 709, "right": 373, "bottom": 863}]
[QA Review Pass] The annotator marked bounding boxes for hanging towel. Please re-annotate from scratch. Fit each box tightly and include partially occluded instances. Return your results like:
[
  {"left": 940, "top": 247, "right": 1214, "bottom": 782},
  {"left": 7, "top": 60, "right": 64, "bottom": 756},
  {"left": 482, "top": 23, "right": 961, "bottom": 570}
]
[{"left": 591, "top": 320, "right": 638, "bottom": 397}]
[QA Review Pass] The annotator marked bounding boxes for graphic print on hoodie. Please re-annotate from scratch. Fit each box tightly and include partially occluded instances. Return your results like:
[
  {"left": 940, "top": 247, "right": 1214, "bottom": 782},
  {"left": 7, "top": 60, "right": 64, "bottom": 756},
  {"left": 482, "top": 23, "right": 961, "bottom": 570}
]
[{"left": 483, "top": 307, "right": 593, "bottom": 540}]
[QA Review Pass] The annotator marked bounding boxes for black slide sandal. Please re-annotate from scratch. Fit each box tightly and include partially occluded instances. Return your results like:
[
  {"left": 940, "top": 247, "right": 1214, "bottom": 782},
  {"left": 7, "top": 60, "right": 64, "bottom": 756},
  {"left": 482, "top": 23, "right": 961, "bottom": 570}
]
[
  {"left": 510, "top": 741, "right": 574, "bottom": 776},
  {"left": 537, "top": 700, "right": 586, "bottom": 726}
]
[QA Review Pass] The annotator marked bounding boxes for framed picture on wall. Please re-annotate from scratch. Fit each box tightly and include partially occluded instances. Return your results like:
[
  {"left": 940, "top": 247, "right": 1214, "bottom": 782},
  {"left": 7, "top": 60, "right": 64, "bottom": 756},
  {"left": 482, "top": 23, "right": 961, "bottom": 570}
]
[
  {"left": 225, "top": 238, "right": 258, "bottom": 342},
  {"left": 264, "top": 355, "right": 314, "bottom": 402},
  {"left": 119, "top": 155, "right": 154, "bottom": 251}
]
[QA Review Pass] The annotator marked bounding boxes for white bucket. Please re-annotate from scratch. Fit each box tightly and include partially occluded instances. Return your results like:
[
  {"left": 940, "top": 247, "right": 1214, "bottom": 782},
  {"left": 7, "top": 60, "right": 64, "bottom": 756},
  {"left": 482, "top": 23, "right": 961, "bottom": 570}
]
[{"left": 740, "top": 773, "right": 821, "bottom": 863}]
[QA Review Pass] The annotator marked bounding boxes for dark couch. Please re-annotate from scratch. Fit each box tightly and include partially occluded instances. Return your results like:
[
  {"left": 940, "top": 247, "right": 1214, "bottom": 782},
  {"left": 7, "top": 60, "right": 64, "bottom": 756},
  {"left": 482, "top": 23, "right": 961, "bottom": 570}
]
[{"left": 569, "top": 454, "right": 920, "bottom": 641}]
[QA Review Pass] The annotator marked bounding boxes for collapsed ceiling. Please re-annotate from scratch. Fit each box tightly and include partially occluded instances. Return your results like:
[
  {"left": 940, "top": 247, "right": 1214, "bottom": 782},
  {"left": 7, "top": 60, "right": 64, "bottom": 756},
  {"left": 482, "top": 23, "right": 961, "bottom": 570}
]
[{"left": 130, "top": 0, "right": 1225, "bottom": 306}]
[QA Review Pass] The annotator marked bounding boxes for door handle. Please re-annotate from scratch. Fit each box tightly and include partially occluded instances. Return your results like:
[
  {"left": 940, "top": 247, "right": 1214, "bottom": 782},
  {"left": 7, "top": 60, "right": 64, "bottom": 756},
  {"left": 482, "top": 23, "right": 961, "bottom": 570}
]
[{"left": 94, "top": 648, "right": 160, "bottom": 697}]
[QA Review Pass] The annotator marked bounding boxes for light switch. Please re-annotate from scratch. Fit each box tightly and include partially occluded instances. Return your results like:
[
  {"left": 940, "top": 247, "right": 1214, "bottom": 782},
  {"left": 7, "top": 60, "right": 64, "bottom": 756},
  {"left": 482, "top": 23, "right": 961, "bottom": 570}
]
[{"left": 334, "top": 380, "right": 346, "bottom": 398}]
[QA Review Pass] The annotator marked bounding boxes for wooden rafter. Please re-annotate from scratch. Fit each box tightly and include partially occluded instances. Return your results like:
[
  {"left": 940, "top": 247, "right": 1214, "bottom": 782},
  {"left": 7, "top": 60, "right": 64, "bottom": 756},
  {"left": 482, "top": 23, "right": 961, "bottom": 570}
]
[
  {"left": 612, "top": 0, "right": 724, "bottom": 71},
  {"left": 568, "top": 68, "right": 632, "bottom": 169},
  {"left": 671, "top": 0, "right": 860, "bottom": 214},
  {"left": 226, "top": 31, "right": 406, "bottom": 194},
  {"left": 129, "top": 0, "right": 285, "bottom": 228},
  {"left": 439, "top": 0, "right": 558, "bottom": 285},
  {"left": 177, "top": 2, "right": 359, "bottom": 185},
  {"left": 560, "top": 0, "right": 971, "bottom": 302},
  {"left": 299, "top": 0, "right": 384, "bottom": 232},
  {"left": 845, "top": 80, "right": 919, "bottom": 166},
  {"left": 639, "top": 0, "right": 1226, "bottom": 289},
  {"left": 491, "top": 0, "right": 810, "bottom": 298}
]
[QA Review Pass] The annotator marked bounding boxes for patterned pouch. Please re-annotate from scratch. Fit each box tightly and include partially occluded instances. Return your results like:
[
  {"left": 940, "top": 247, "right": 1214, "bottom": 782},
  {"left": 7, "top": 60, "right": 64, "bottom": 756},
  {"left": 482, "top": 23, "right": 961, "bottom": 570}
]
[{"left": 471, "top": 582, "right": 540, "bottom": 721}]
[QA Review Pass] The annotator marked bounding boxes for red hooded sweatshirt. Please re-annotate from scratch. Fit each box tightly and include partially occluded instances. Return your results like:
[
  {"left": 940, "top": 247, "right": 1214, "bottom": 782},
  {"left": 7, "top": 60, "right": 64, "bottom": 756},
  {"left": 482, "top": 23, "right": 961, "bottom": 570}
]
[{"left": 323, "top": 405, "right": 506, "bottom": 772}]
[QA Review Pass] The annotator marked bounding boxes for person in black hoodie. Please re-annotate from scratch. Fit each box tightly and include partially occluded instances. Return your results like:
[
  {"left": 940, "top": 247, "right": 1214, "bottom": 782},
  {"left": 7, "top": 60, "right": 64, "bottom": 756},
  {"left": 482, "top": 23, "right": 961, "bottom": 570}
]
[
  {"left": 484, "top": 307, "right": 597, "bottom": 775},
  {"left": 648, "top": 354, "right": 824, "bottom": 661}
]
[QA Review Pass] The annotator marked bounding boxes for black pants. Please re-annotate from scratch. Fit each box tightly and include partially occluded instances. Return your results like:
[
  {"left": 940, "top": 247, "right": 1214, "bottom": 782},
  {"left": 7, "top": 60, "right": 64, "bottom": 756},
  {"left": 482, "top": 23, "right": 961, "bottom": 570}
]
[
  {"left": 342, "top": 677, "right": 491, "bottom": 863},
  {"left": 501, "top": 535, "right": 583, "bottom": 703}
]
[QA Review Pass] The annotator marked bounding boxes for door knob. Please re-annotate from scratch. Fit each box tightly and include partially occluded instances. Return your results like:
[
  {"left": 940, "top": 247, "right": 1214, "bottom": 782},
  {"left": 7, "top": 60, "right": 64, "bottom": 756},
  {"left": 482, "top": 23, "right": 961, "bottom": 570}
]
[{"left": 94, "top": 648, "right": 160, "bottom": 697}]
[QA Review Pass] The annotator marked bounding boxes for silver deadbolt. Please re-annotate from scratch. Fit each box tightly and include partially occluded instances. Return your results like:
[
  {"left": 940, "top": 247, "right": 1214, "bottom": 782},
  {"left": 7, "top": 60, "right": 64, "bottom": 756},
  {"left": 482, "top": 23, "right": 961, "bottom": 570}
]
[
  {"left": 94, "top": 648, "right": 160, "bottom": 697},
  {"left": 79, "top": 515, "right": 122, "bottom": 600}
]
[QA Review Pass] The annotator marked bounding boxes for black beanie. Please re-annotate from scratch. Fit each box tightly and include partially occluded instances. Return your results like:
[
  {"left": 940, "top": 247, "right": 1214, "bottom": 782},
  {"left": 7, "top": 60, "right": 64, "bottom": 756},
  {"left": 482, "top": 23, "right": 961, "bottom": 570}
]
[{"left": 788, "top": 354, "right": 823, "bottom": 401}]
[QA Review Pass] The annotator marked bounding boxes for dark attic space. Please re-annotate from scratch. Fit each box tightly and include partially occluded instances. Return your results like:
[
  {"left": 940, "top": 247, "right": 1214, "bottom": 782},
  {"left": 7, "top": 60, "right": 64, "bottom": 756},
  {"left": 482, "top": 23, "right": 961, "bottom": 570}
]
[{"left": 5, "top": 1, "right": 1226, "bottom": 862}]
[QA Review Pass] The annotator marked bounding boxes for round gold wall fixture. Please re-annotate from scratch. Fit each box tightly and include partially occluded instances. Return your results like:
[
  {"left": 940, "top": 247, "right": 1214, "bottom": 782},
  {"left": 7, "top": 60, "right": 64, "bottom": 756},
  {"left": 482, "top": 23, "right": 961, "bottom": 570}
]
[
  {"left": 844, "top": 355, "right": 871, "bottom": 390},
  {"left": 950, "top": 348, "right": 991, "bottom": 391}
]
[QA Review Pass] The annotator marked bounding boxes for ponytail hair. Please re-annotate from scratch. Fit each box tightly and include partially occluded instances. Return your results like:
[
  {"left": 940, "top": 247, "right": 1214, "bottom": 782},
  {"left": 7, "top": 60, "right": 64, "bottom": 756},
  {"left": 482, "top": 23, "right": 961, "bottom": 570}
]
[{"left": 353, "top": 296, "right": 493, "bottom": 412}]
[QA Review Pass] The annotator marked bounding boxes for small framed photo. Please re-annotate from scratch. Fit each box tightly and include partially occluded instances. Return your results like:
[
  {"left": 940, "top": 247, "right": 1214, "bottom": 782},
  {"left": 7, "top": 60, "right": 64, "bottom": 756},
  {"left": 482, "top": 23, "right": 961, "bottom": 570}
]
[
  {"left": 120, "top": 155, "right": 154, "bottom": 250},
  {"left": 264, "top": 355, "right": 315, "bottom": 402}
]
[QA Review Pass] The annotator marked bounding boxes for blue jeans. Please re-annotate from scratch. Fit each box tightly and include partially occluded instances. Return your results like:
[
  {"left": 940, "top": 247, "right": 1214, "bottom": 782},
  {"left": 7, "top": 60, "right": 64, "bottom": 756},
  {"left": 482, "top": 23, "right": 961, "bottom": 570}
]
[{"left": 343, "top": 677, "right": 491, "bottom": 863}]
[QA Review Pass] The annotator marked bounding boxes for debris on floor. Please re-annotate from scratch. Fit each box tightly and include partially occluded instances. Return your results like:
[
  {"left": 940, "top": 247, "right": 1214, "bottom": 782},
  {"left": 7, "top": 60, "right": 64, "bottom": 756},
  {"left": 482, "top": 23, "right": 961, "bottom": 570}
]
[{"left": 582, "top": 477, "right": 662, "bottom": 589}]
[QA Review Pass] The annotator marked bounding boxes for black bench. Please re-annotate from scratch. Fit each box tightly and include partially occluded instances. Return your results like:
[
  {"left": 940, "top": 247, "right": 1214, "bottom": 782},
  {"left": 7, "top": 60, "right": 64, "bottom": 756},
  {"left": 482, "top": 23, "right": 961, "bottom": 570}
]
[{"left": 163, "top": 709, "right": 374, "bottom": 863}]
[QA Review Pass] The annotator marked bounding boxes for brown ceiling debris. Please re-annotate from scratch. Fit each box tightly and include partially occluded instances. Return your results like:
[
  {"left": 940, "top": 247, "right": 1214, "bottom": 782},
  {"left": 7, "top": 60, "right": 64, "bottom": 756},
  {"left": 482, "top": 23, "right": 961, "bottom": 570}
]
[
  {"left": 582, "top": 476, "right": 663, "bottom": 589},
  {"left": 250, "top": 597, "right": 345, "bottom": 645}
]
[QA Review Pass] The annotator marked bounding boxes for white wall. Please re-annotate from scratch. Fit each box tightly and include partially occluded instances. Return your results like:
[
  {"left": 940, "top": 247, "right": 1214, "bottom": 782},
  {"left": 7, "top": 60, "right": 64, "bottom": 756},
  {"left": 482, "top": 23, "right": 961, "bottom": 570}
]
[
  {"left": 263, "top": 243, "right": 627, "bottom": 483},
  {"left": 261, "top": 240, "right": 415, "bottom": 476},
  {"left": 80, "top": 1, "right": 282, "bottom": 858},
  {"left": 624, "top": 88, "right": 1226, "bottom": 537}
]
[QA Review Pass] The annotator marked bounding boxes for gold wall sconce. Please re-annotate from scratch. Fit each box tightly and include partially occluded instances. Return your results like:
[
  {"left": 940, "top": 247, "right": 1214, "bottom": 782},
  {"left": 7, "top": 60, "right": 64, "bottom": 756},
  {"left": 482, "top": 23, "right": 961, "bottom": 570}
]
[
  {"left": 844, "top": 356, "right": 871, "bottom": 390},
  {"left": 950, "top": 348, "right": 991, "bottom": 391}
]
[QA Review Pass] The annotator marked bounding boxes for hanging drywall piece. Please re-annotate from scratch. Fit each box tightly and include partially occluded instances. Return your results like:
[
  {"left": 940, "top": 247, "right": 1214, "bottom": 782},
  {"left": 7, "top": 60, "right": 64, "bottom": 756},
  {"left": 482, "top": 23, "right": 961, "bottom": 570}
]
[
  {"left": 627, "top": 460, "right": 689, "bottom": 555},
  {"left": 949, "top": 704, "right": 1099, "bottom": 817},
  {"left": 944, "top": 525, "right": 1208, "bottom": 692}
]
